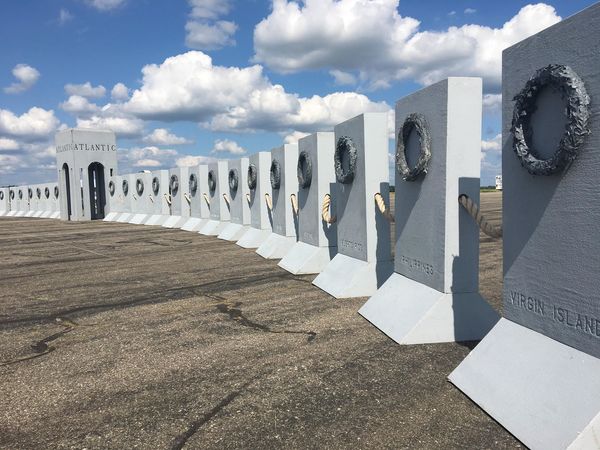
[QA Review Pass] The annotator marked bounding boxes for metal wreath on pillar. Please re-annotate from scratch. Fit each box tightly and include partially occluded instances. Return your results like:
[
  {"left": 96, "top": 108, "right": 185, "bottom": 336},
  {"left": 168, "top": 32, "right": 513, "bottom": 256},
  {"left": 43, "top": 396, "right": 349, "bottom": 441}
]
[
  {"left": 217, "top": 160, "right": 251, "bottom": 241},
  {"left": 312, "top": 113, "right": 392, "bottom": 298},
  {"left": 0, "top": 187, "right": 10, "bottom": 216},
  {"left": 199, "top": 161, "right": 230, "bottom": 236},
  {"left": 162, "top": 167, "right": 190, "bottom": 229},
  {"left": 143, "top": 170, "right": 171, "bottom": 226},
  {"left": 256, "top": 144, "right": 299, "bottom": 259},
  {"left": 278, "top": 132, "right": 338, "bottom": 275},
  {"left": 114, "top": 174, "right": 135, "bottom": 223},
  {"left": 449, "top": 6, "right": 600, "bottom": 450},
  {"left": 129, "top": 172, "right": 153, "bottom": 225},
  {"left": 181, "top": 166, "right": 210, "bottom": 232},
  {"left": 359, "top": 77, "right": 499, "bottom": 346},
  {"left": 236, "top": 153, "right": 274, "bottom": 249}
]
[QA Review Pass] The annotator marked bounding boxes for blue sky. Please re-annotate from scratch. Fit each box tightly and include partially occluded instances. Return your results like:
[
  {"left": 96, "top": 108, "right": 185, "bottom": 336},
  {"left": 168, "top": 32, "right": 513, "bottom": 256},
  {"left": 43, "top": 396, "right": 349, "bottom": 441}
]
[{"left": 0, "top": 0, "right": 596, "bottom": 186}]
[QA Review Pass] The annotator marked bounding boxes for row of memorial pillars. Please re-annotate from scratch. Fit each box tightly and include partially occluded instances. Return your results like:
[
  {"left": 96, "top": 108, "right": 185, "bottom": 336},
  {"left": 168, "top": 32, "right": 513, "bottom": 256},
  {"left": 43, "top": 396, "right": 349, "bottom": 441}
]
[{"left": 60, "top": 161, "right": 107, "bottom": 221}]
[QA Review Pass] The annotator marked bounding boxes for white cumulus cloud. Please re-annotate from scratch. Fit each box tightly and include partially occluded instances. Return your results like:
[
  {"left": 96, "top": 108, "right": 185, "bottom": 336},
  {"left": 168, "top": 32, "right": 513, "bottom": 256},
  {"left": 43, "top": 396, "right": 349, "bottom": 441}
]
[
  {"left": 124, "top": 51, "right": 390, "bottom": 134},
  {"left": 143, "top": 128, "right": 192, "bottom": 146},
  {"left": 4, "top": 64, "right": 40, "bottom": 94},
  {"left": 77, "top": 113, "right": 144, "bottom": 138},
  {"left": 210, "top": 139, "right": 246, "bottom": 155},
  {"left": 86, "top": 0, "right": 127, "bottom": 11},
  {"left": 185, "top": 0, "right": 237, "bottom": 50},
  {"left": 284, "top": 131, "right": 310, "bottom": 144},
  {"left": 0, "top": 137, "right": 20, "bottom": 151},
  {"left": 185, "top": 20, "right": 238, "bottom": 50},
  {"left": 253, "top": 1, "right": 561, "bottom": 91},
  {"left": 482, "top": 133, "right": 502, "bottom": 152},
  {"left": 65, "top": 82, "right": 106, "bottom": 98},
  {"left": 188, "top": 0, "right": 232, "bottom": 19},
  {"left": 176, "top": 154, "right": 217, "bottom": 167},
  {"left": 118, "top": 145, "right": 178, "bottom": 171},
  {"left": 111, "top": 83, "right": 130, "bottom": 102},
  {"left": 60, "top": 95, "right": 101, "bottom": 116},
  {"left": 0, "top": 107, "right": 59, "bottom": 140}
]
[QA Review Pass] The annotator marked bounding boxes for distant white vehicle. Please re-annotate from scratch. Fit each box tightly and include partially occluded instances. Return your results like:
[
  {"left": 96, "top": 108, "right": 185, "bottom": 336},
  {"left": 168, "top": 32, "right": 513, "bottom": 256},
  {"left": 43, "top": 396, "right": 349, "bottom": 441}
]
[{"left": 495, "top": 175, "right": 503, "bottom": 191}]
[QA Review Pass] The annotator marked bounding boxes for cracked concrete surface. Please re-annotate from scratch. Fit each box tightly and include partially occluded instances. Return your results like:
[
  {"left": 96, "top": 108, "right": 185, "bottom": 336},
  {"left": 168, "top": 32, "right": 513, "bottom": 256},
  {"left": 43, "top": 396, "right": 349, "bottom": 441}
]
[{"left": 0, "top": 192, "right": 520, "bottom": 449}]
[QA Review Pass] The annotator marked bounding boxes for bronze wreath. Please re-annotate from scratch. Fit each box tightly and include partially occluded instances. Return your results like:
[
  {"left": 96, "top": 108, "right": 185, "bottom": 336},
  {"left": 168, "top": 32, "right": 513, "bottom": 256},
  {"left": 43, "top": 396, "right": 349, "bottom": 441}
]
[
  {"left": 511, "top": 64, "right": 590, "bottom": 176},
  {"left": 297, "top": 150, "right": 313, "bottom": 189},
  {"left": 335, "top": 136, "right": 357, "bottom": 184},
  {"left": 270, "top": 159, "right": 281, "bottom": 189},
  {"left": 189, "top": 173, "right": 198, "bottom": 197},
  {"left": 247, "top": 164, "right": 257, "bottom": 190},
  {"left": 395, "top": 113, "right": 432, "bottom": 182}
]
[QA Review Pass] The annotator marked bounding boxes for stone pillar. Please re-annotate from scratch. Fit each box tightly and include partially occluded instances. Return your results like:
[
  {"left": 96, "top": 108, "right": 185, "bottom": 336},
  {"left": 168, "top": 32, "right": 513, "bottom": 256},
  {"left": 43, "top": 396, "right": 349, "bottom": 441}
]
[
  {"left": 55, "top": 128, "right": 117, "bottom": 221},
  {"left": 312, "top": 113, "right": 392, "bottom": 298},
  {"left": 279, "top": 132, "right": 337, "bottom": 275},
  {"left": 449, "top": 5, "right": 600, "bottom": 449}
]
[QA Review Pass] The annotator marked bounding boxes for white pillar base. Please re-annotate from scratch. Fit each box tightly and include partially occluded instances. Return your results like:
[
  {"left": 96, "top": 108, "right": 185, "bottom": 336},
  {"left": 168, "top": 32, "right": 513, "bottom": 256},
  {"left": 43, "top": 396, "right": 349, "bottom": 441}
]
[
  {"left": 115, "top": 213, "right": 133, "bottom": 223},
  {"left": 129, "top": 214, "right": 149, "bottom": 224},
  {"left": 50, "top": 212, "right": 60, "bottom": 219},
  {"left": 5, "top": 211, "right": 17, "bottom": 217},
  {"left": 198, "top": 220, "right": 228, "bottom": 236},
  {"left": 14, "top": 211, "right": 26, "bottom": 217},
  {"left": 162, "top": 215, "right": 182, "bottom": 228},
  {"left": 236, "top": 228, "right": 272, "bottom": 249},
  {"left": 143, "top": 214, "right": 167, "bottom": 226},
  {"left": 180, "top": 217, "right": 208, "bottom": 232},
  {"left": 278, "top": 241, "right": 335, "bottom": 275},
  {"left": 358, "top": 273, "right": 499, "bottom": 344},
  {"left": 40, "top": 211, "right": 52, "bottom": 218},
  {"left": 103, "top": 212, "right": 120, "bottom": 221},
  {"left": 449, "top": 318, "right": 600, "bottom": 450},
  {"left": 256, "top": 233, "right": 297, "bottom": 260},
  {"left": 218, "top": 223, "right": 250, "bottom": 242},
  {"left": 312, "top": 253, "right": 393, "bottom": 299}
]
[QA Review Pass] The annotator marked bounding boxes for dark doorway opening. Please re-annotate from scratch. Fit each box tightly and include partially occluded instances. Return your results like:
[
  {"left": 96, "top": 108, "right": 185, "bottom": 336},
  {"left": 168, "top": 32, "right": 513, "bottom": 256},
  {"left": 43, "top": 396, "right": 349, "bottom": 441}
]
[
  {"left": 62, "top": 163, "right": 72, "bottom": 220},
  {"left": 88, "top": 162, "right": 106, "bottom": 220}
]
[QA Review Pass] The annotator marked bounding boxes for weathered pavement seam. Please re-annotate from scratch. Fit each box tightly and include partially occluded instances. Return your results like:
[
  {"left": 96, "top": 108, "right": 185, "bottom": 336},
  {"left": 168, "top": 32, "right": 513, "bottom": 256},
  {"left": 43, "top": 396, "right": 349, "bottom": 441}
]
[
  {"left": 169, "top": 380, "right": 255, "bottom": 450},
  {"left": 215, "top": 301, "right": 317, "bottom": 343}
]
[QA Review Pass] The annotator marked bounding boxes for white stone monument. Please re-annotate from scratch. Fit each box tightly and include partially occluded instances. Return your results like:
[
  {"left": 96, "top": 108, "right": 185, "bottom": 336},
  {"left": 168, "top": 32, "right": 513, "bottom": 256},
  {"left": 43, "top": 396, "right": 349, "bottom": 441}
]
[
  {"left": 24, "top": 187, "right": 33, "bottom": 217},
  {"left": 102, "top": 171, "right": 118, "bottom": 221},
  {"left": 115, "top": 174, "right": 134, "bottom": 222},
  {"left": 27, "top": 186, "right": 40, "bottom": 217},
  {"left": 181, "top": 165, "right": 210, "bottom": 232},
  {"left": 12, "top": 186, "right": 28, "bottom": 217},
  {"left": 0, "top": 187, "right": 10, "bottom": 216},
  {"left": 359, "top": 78, "right": 499, "bottom": 344},
  {"left": 162, "top": 167, "right": 190, "bottom": 228},
  {"left": 313, "top": 113, "right": 392, "bottom": 298},
  {"left": 218, "top": 158, "right": 251, "bottom": 241},
  {"left": 449, "top": 6, "right": 600, "bottom": 449},
  {"left": 32, "top": 185, "right": 44, "bottom": 218},
  {"left": 5, "top": 188, "right": 17, "bottom": 217},
  {"left": 36, "top": 185, "right": 48, "bottom": 218},
  {"left": 256, "top": 144, "right": 299, "bottom": 259},
  {"left": 143, "top": 170, "right": 171, "bottom": 226},
  {"left": 39, "top": 184, "right": 51, "bottom": 218},
  {"left": 129, "top": 172, "right": 153, "bottom": 224},
  {"left": 236, "top": 152, "right": 273, "bottom": 248},
  {"left": 199, "top": 161, "right": 230, "bottom": 235},
  {"left": 50, "top": 184, "right": 60, "bottom": 219},
  {"left": 55, "top": 129, "right": 117, "bottom": 221},
  {"left": 278, "top": 132, "right": 338, "bottom": 274}
]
